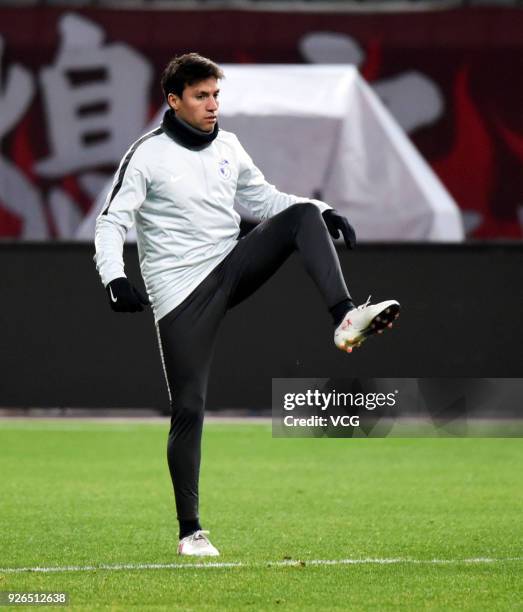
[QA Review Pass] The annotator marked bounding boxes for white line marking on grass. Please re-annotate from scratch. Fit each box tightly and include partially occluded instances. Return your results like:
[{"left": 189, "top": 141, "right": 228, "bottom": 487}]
[
  {"left": 1, "top": 557, "right": 522, "bottom": 574},
  {"left": 0, "top": 562, "right": 243, "bottom": 574}
]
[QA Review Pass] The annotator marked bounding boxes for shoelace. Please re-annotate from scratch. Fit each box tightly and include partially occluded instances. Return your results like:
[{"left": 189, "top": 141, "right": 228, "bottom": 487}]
[
  {"left": 357, "top": 295, "right": 372, "bottom": 310},
  {"left": 191, "top": 530, "right": 211, "bottom": 544}
]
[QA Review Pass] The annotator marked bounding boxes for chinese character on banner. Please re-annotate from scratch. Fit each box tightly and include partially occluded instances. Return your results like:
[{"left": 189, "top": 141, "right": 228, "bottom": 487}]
[
  {"left": 0, "top": 36, "right": 49, "bottom": 239},
  {"left": 36, "top": 13, "right": 153, "bottom": 177}
]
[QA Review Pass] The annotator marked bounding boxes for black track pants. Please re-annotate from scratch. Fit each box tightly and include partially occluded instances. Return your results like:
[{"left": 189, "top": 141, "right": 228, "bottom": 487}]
[{"left": 157, "top": 203, "right": 350, "bottom": 520}]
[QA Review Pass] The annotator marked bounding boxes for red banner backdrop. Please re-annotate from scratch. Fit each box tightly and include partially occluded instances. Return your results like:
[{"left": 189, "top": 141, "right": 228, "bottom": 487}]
[{"left": 1, "top": 6, "right": 522, "bottom": 239}]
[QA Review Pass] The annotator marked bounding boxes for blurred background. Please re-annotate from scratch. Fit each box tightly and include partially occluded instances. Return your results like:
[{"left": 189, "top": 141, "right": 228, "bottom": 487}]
[{"left": 1, "top": 0, "right": 522, "bottom": 413}]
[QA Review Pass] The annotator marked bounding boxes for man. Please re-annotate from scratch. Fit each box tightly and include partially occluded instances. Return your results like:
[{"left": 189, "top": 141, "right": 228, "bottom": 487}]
[{"left": 95, "top": 53, "right": 400, "bottom": 557}]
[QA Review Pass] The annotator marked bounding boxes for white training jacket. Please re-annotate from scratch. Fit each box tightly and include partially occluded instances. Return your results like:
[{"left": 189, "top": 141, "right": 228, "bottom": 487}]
[{"left": 94, "top": 126, "right": 330, "bottom": 322}]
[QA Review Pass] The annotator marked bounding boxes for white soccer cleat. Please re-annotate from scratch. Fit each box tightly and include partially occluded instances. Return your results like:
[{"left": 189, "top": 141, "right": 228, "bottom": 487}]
[
  {"left": 177, "top": 530, "right": 220, "bottom": 557},
  {"left": 334, "top": 296, "right": 400, "bottom": 353}
]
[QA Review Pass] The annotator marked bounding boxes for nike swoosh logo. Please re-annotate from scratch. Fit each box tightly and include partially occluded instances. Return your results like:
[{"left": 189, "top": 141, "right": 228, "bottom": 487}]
[
  {"left": 109, "top": 286, "right": 117, "bottom": 303},
  {"left": 170, "top": 175, "right": 184, "bottom": 185}
]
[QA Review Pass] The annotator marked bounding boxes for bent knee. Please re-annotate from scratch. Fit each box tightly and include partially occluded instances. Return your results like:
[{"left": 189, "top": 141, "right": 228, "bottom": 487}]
[
  {"left": 295, "top": 201, "right": 319, "bottom": 215},
  {"left": 287, "top": 201, "right": 321, "bottom": 222}
]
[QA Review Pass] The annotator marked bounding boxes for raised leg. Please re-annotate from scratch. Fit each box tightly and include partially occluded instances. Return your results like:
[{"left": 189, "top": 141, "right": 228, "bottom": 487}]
[{"left": 225, "top": 203, "right": 351, "bottom": 309}]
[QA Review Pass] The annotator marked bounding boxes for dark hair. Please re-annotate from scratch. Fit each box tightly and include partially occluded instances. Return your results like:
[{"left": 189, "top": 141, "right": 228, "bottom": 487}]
[{"left": 161, "top": 53, "right": 224, "bottom": 100}]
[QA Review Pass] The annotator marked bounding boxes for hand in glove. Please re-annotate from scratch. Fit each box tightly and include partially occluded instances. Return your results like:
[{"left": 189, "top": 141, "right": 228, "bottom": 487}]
[
  {"left": 106, "top": 277, "right": 150, "bottom": 313},
  {"left": 322, "top": 209, "right": 357, "bottom": 249}
]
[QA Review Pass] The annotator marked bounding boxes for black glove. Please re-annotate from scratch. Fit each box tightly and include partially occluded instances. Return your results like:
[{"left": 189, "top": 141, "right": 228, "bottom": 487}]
[
  {"left": 322, "top": 209, "right": 357, "bottom": 249},
  {"left": 106, "top": 277, "right": 150, "bottom": 313}
]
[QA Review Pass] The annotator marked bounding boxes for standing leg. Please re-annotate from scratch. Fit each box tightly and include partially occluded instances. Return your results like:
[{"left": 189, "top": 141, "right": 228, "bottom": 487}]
[{"left": 156, "top": 264, "right": 228, "bottom": 536}]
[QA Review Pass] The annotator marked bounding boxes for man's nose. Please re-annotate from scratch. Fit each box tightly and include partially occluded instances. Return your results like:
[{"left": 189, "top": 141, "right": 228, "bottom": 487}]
[{"left": 207, "top": 97, "right": 218, "bottom": 111}]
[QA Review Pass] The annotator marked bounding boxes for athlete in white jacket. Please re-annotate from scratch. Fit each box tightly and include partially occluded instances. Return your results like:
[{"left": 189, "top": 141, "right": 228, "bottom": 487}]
[{"left": 95, "top": 53, "right": 400, "bottom": 557}]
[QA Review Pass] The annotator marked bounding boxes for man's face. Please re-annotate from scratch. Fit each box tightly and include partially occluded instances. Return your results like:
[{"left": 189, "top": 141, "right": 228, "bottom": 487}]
[{"left": 168, "top": 77, "right": 220, "bottom": 133}]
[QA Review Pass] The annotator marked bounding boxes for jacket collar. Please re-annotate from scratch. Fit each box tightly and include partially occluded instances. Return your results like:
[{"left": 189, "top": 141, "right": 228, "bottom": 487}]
[{"left": 161, "top": 109, "right": 219, "bottom": 149}]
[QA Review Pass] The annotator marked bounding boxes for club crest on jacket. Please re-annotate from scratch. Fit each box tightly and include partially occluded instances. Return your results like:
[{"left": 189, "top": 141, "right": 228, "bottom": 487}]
[{"left": 218, "top": 159, "right": 231, "bottom": 180}]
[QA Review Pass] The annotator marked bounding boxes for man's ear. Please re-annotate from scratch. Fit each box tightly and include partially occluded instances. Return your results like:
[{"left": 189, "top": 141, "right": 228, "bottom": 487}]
[{"left": 167, "top": 92, "right": 180, "bottom": 111}]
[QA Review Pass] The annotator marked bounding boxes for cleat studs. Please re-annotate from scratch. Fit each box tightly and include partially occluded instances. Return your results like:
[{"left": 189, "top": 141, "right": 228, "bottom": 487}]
[
  {"left": 388, "top": 323, "right": 393, "bottom": 328},
  {"left": 378, "top": 330, "right": 383, "bottom": 334}
]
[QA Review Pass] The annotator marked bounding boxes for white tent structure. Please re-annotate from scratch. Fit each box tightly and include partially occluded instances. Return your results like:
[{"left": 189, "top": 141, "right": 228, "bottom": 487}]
[{"left": 76, "top": 65, "right": 463, "bottom": 242}]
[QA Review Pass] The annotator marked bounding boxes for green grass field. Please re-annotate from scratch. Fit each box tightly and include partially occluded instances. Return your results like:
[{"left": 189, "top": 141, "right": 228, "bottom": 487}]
[{"left": 1, "top": 420, "right": 522, "bottom": 611}]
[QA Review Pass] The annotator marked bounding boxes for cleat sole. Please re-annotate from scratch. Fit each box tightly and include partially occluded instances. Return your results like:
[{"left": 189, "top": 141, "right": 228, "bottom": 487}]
[
  {"left": 363, "top": 303, "right": 401, "bottom": 339},
  {"left": 335, "top": 302, "right": 401, "bottom": 353}
]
